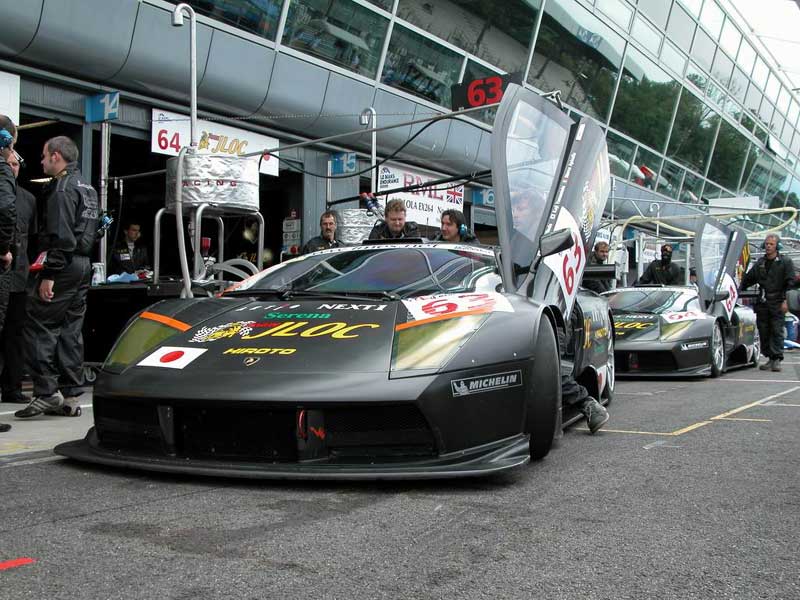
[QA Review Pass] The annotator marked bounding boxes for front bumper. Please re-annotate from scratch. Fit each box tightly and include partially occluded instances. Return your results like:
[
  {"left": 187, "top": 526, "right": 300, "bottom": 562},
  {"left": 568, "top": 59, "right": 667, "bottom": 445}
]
[
  {"left": 614, "top": 339, "right": 712, "bottom": 377},
  {"left": 55, "top": 429, "right": 530, "bottom": 480}
]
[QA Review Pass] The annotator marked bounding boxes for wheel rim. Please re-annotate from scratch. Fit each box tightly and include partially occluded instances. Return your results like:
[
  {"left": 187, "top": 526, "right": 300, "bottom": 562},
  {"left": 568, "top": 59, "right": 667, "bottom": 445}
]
[{"left": 712, "top": 324, "right": 724, "bottom": 370}]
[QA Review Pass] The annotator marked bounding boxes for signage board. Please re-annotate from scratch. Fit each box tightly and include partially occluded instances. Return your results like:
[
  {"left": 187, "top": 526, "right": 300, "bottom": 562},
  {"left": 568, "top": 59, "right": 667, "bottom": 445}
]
[
  {"left": 85, "top": 91, "right": 120, "bottom": 122},
  {"left": 376, "top": 164, "right": 464, "bottom": 227},
  {"left": 151, "top": 109, "right": 279, "bottom": 176},
  {"left": 0, "top": 71, "right": 20, "bottom": 125},
  {"left": 451, "top": 72, "right": 522, "bottom": 111},
  {"left": 331, "top": 152, "right": 357, "bottom": 175}
]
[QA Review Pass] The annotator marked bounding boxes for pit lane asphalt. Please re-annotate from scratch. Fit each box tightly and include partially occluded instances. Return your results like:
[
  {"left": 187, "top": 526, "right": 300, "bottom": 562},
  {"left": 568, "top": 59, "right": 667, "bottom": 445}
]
[{"left": 1, "top": 358, "right": 798, "bottom": 600}]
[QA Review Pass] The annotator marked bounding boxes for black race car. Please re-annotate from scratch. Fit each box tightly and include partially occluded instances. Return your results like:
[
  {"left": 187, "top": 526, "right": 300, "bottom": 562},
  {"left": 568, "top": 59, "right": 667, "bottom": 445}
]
[
  {"left": 606, "top": 218, "right": 759, "bottom": 377},
  {"left": 56, "top": 85, "right": 614, "bottom": 479}
]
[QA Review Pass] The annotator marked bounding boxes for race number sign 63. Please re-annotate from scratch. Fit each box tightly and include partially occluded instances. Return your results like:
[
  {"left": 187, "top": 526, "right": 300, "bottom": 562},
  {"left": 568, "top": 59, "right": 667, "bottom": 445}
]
[
  {"left": 403, "top": 292, "right": 514, "bottom": 322},
  {"left": 719, "top": 273, "right": 738, "bottom": 320},
  {"left": 542, "top": 209, "right": 584, "bottom": 316}
]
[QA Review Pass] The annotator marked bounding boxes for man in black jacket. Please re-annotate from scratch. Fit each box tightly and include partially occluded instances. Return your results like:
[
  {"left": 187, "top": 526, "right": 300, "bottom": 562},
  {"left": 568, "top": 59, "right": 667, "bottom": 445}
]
[
  {"left": 0, "top": 151, "right": 36, "bottom": 404},
  {"left": 110, "top": 222, "right": 149, "bottom": 275},
  {"left": 740, "top": 234, "right": 796, "bottom": 372},
  {"left": 0, "top": 115, "right": 17, "bottom": 431},
  {"left": 368, "top": 199, "right": 419, "bottom": 240},
  {"left": 582, "top": 241, "right": 614, "bottom": 294},
  {"left": 433, "top": 209, "right": 479, "bottom": 244},
  {"left": 639, "top": 244, "right": 683, "bottom": 285},
  {"left": 16, "top": 136, "right": 98, "bottom": 419},
  {"left": 302, "top": 211, "right": 343, "bottom": 254}
]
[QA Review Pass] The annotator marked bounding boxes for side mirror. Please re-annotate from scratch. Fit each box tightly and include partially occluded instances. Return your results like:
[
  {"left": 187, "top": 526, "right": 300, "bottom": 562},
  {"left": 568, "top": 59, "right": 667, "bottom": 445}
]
[
  {"left": 540, "top": 228, "right": 575, "bottom": 257},
  {"left": 714, "top": 290, "right": 730, "bottom": 302}
]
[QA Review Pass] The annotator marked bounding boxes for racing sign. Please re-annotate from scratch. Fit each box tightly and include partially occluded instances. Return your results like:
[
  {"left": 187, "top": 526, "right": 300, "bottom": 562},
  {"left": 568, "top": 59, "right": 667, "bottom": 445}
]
[
  {"left": 402, "top": 292, "right": 514, "bottom": 323},
  {"left": 718, "top": 272, "right": 738, "bottom": 321},
  {"left": 451, "top": 72, "right": 522, "bottom": 111},
  {"left": 377, "top": 164, "right": 464, "bottom": 226},
  {"left": 151, "top": 109, "right": 279, "bottom": 176},
  {"left": 542, "top": 209, "right": 584, "bottom": 317}
]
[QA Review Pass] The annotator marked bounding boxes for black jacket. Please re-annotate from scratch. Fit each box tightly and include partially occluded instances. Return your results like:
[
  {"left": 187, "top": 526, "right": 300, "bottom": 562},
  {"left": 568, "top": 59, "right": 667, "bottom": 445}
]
[
  {"left": 302, "top": 236, "right": 343, "bottom": 254},
  {"left": 582, "top": 252, "right": 614, "bottom": 294},
  {"left": 740, "top": 253, "right": 796, "bottom": 302},
  {"left": 0, "top": 156, "right": 17, "bottom": 256},
  {"left": 110, "top": 240, "right": 149, "bottom": 274},
  {"left": 639, "top": 259, "right": 683, "bottom": 285},
  {"left": 39, "top": 163, "right": 99, "bottom": 278},
  {"left": 368, "top": 220, "right": 420, "bottom": 240},
  {"left": 10, "top": 185, "right": 36, "bottom": 292}
]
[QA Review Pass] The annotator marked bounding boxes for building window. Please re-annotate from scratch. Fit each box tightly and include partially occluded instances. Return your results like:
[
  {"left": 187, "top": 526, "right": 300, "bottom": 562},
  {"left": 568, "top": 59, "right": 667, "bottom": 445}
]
[
  {"left": 719, "top": 18, "right": 741, "bottom": 59},
  {"left": 685, "top": 60, "right": 708, "bottom": 94},
  {"left": 527, "top": 0, "right": 624, "bottom": 122},
  {"left": 690, "top": 28, "right": 715, "bottom": 72},
  {"left": 666, "top": 4, "right": 695, "bottom": 51},
  {"left": 172, "top": 0, "right": 284, "bottom": 41},
  {"left": 282, "top": 0, "right": 389, "bottom": 78},
  {"left": 364, "top": 0, "right": 393, "bottom": 11},
  {"left": 631, "top": 14, "right": 662, "bottom": 56},
  {"left": 707, "top": 120, "right": 748, "bottom": 190},
  {"left": 657, "top": 159, "right": 684, "bottom": 199},
  {"left": 681, "top": 169, "right": 704, "bottom": 203},
  {"left": 606, "top": 130, "right": 637, "bottom": 180},
  {"left": 667, "top": 89, "right": 719, "bottom": 172},
  {"left": 632, "top": 146, "right": 663, "bottom": 190},
  {"left": 596, "top": 0, "right": 633, "bottom": 30},
  {"left": 741, "top": 145, "right": 771, "bottom": 198},
  {"left": 381, "top": 24, "right": 463, "bottom": 107},
  {"left": 661, "top": 42, "right": 687, "bottom": 77},
  {"left": 396, "top": 0, "right": 540, "bottom": 75},
  {"left": 637, "top": 0, "right": 671, "bottom": 30},
  {"left": 699, "top": 0, "right": 723, "bottom": 39},
  {"left": 752, "top": 57, "right": 769, "bottom": 90},
  {"left": 610, "top": 47, "right": 680, "bottom": 152},
  {"left": 728, "top": 67, "right": 748, "bottom": 104},
  {"left": 711, "top": 49, "right": 733, "bottom": 87},
  {"left": 737, "top": 41, "right": 756, "bottom": 76}
]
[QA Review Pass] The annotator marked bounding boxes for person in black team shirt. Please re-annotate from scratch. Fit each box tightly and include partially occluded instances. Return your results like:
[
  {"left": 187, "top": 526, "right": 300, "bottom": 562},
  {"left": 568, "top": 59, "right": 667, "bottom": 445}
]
[
  {"left": 639, "top": 243, "right": 682, "bottom": 285},
  {"left": 16, "top": 136, "right": 98, "bottom": 420},
  {"left": 302, "top": 211, "right": 343, "bottom": 254},
  {"left": 740, "top": 233, "right": 796, "bottom": 372},
  {"left": 0, "top": 151, "right": 37, "bottom": 405},
  {"left": 0, "top": 115, "right": 18, "bottom": 432},
  {"left": 433, "top": 209, "right": 478, "bottom": 244},
  {"left": 110, "top": 222, "right": 149, "bottom": 275},
  {"left": 582, "top": 241, "right": 614, "bottom": 294},
  {"left": 368, "top": 198, "right": 419, "bottom": 240}
]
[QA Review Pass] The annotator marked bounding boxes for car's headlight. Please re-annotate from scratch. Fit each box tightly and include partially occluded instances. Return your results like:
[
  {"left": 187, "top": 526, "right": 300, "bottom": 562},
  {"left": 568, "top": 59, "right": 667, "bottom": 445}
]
[
  {"left": 103, "top": 311, "right": 190, "bottom": 371},
  {"left": 391, "top": 314, "right": 488, "bottom": 372},
  {"left": 659, "top": 320, "right": 692, "bottom": 341}
]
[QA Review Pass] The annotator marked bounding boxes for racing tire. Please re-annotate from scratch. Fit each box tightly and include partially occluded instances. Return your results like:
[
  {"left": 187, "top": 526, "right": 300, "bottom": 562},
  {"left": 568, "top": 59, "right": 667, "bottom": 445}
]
[
  {"left": 710, "top": 321, "right": 725, "bottom": 378},
  {"left": 525, "top": 318, "right": 561, "bottom": 460},
  {"left": 749, "top": 329, "right": 761, "bottom": 368}
]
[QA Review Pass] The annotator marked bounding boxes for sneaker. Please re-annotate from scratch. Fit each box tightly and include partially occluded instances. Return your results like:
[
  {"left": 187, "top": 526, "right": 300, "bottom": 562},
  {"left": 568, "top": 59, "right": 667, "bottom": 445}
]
[
  {"left": 771, "top": 360, "right": 782, "bottom": 372},
  {"left": 581, "top": 398, "right": 609, "bottom": 434},
  {"left": 759, "top": 359, "right": 774, "bottom": 371},
  {"left": 14, "top": 393, "right": 64, "bottom": 419},
  {"left": 0, "top": 423, "right": 10, "bottom": 433}
]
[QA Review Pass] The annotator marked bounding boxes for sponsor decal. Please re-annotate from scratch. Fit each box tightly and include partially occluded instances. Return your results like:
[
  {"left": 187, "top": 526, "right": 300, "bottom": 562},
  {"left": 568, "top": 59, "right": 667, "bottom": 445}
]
[
  {"left": 662, "top": 311, "right": 706, "bottom": 323},
  {"left": 234, "top": 303, "right": 302, "bottom": 312},
  {"left": 265, "top": 312, "right": 331, "bottom": 319},
  {"left": 680, "top": 341, "right": 709, "bottom": 351},
  {"left": 317, "top": 303, "right": 387, "bottom": 311},
  {"left": 192, "top": 320, "right": 379, "bottom": 342},
  {"left": 224, "top": 348, "right": 296, "bottom": 355},
  {"left": 403, "top": 292, "right": 514, "bottom": 323},
  {"left": 614, "top": 321, "right": 654, "bottom": 330},
  {"left": 137, "top": 346, "right": 207, "bottom": 369},
  {"left": 614, "top": 313, "right": 655, "bottom": 320},
  {"left": 243, "top": 357, "right": 260, "bottom": 366},
  {"left": 377, "top": 164, "right": 464, "bottom": 225},
  {"left": 190, "top": 321, "right": 255, "bottom": 343},
  {"left": 451, "top": 370, "right": 523, "bottom": 397}
]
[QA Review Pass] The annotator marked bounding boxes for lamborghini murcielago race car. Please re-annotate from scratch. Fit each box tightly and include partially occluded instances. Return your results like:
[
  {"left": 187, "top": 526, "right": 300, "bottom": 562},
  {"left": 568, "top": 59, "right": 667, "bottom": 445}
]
[
  {"left": 606, "top": 218, "right": 759, "bottom": 378},
  {"left": 56, "top": 85, "right": 615, "bottom": 479}
]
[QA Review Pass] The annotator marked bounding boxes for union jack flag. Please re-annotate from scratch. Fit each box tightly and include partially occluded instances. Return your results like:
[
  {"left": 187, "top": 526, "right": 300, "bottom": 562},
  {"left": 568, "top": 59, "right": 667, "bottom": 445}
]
[{"left": 446, "top": 186, "right": 464, "bottom": 204}]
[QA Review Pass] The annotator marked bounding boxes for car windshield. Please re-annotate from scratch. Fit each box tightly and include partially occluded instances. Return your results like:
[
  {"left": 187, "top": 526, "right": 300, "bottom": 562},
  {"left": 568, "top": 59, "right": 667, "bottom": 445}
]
[
  {"left": 605, "top": 289, "right": 702, "bottom": 314},
  {"left": 230, "top": 246, "right": 498, "bottom": 298}
]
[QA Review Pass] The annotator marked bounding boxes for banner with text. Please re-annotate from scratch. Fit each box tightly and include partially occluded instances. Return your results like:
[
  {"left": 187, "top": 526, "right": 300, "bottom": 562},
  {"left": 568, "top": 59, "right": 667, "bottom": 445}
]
[
  {"left": 151, "top": 109, "right": 279, "bottom": 176},
  {"left": 377, "top": 164, "right": 464, "bottom": 226}
]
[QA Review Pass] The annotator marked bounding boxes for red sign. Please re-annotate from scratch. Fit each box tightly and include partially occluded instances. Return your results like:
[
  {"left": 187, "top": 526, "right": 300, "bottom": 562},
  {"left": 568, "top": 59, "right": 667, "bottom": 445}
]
[{"left": 451, "top": 73, "right": 523, "bottom": 111}]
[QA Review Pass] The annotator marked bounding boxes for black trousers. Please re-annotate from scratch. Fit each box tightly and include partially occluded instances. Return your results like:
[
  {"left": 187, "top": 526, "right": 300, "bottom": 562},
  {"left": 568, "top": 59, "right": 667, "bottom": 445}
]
[
  {"left": 559, "top": 311, "right": 589, "bottom": 408},
  {"left": 24, "top": 257, "right": 91, "bottom": 398},
  {"left": 755, "top": 301, "right": 785, "bottom": 361},
  {"left": 0, "top": 291, "right": 28, "bottom": 400}
]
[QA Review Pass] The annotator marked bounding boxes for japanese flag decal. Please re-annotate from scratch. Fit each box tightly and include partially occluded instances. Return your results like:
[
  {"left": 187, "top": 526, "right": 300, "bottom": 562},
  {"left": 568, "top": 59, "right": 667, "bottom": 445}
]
[{"left": 137, "top": 346, "right": 207, "bottom": 369}]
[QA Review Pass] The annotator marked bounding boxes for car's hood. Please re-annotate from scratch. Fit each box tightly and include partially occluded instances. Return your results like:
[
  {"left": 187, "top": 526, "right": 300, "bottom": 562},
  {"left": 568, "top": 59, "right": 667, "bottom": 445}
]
[
  {"left": 612, "top": 309, "right": 712, "bottom": 342},
  {"left": 134, "top": 298, "right": 399, "bottom": 374}
]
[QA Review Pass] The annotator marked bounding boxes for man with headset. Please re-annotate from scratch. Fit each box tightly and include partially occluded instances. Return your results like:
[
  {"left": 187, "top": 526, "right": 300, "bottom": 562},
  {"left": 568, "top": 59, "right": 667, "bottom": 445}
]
[
  {"left": 0, "top": 114, "right": 18, "bottom": 432},
  {"left": 740, "top": 234, "right": 796, "bottom": 372}
]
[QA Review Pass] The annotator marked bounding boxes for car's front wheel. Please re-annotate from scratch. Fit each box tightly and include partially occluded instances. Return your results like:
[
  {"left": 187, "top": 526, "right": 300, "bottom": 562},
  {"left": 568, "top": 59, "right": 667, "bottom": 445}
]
[
  {"left": 525, "top": 317, "right": 561, "bottom": 460},
  {"left": 710, "top": 321, "right": 725, "bottom": 377}
]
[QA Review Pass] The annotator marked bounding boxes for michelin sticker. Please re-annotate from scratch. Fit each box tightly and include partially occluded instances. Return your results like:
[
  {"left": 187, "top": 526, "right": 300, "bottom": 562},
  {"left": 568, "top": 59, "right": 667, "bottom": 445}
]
[{"left": 451, "top": 370, "right": 523, "bottom": 397}]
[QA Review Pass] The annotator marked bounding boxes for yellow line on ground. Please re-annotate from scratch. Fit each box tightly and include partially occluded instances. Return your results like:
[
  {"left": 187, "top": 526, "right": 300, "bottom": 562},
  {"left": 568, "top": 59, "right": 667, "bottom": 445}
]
[
  {"left": 710, "top": 386, "right": 800, "bottom": 420},
  {"left": 715, "top": 417, "right": 772, "bottom": 422},
  {"left": 670, "top": 421, "right": 713, "bottom": 435},
  {"left": 574, "top": 428, "right": 673, "bottom": 435}
]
